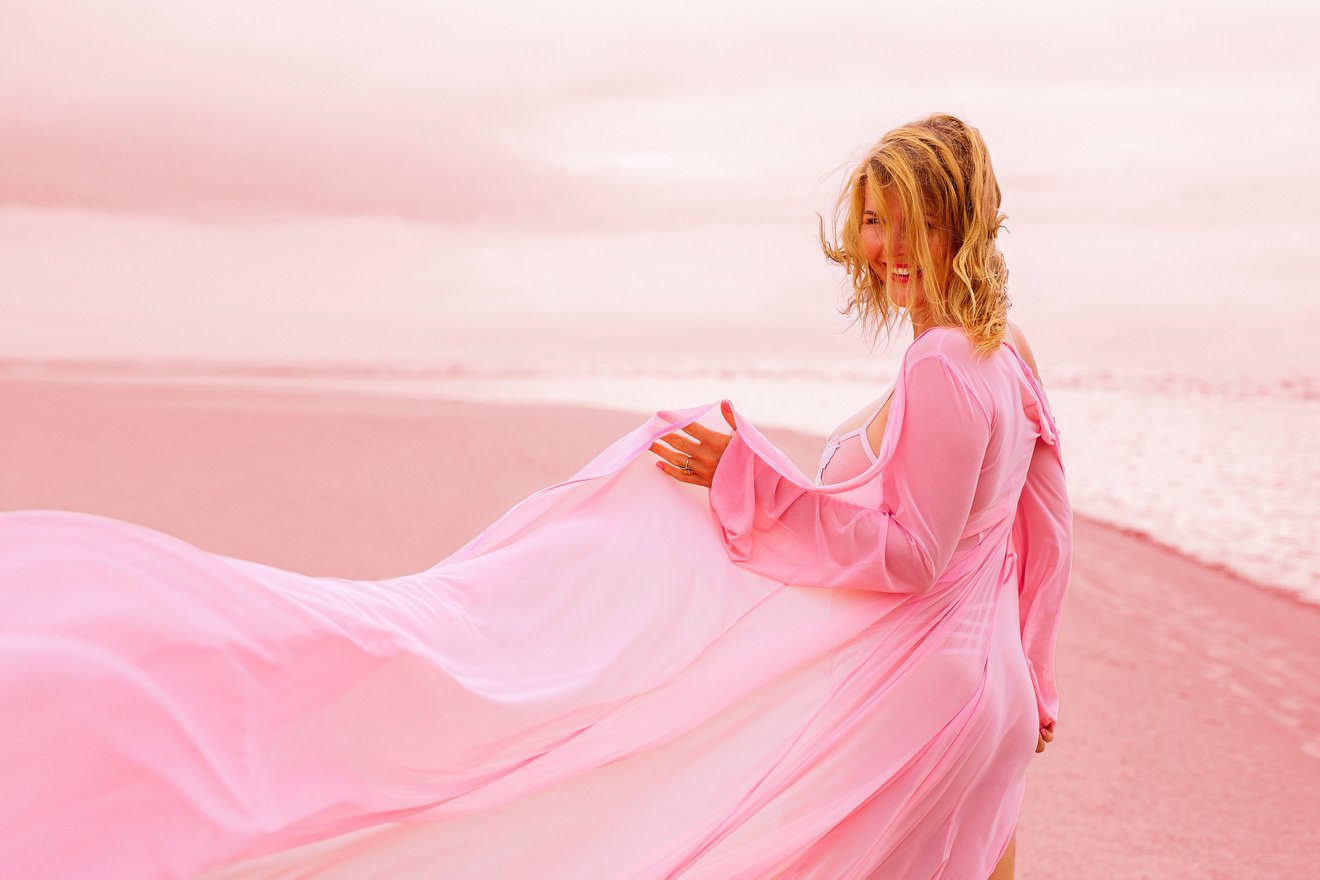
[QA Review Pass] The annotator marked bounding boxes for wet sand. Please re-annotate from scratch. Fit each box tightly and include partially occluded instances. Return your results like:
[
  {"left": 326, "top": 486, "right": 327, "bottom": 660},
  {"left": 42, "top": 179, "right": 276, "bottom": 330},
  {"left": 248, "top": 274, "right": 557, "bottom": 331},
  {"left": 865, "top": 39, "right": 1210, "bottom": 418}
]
[{"left": 2, "top": 377, "right": 1316, "bottom": 878}]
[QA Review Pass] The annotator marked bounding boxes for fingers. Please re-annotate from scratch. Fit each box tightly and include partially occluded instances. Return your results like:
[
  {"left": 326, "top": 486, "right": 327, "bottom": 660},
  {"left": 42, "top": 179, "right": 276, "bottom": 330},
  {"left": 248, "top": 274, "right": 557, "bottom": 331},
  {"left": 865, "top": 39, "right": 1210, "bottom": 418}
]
[
  {"left": 650, "top": 435, "right": 708, "bottom": 486},
  {"left": 656, "top": 432, "right": 693, "bottom": 454},
  {"left": 652, "top": 428, "right": 724, "bottom": 466},
  {"left": 648, "top": 404, "right": 737, "bottom": 489},
  {"left": 723, "top": 401, "right": 744, "bottom": 432},
  {"left": 649, "top": 440, "right": 696, "bottom": 469},
  {"left": 653, "top": 459, "right": 711, "bottom": 488},
  {"left": 680, "top": 420, "right": 729, "bottom": 443}
]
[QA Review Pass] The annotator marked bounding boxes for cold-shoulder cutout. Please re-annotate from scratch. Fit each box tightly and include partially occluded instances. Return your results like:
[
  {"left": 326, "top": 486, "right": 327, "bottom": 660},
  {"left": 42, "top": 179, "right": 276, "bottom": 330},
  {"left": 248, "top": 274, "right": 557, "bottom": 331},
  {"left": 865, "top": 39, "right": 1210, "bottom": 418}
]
[{"left": 1007, "top": 321, "right": 1041, "bottom": 386}]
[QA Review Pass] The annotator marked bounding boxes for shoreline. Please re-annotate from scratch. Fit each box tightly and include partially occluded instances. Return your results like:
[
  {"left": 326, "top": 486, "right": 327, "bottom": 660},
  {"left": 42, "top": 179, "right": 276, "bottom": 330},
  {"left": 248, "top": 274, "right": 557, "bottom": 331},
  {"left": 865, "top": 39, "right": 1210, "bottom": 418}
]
[
  {"left": 2, "top": 376, "right": 1318, "bottom": 876},
  {"left": 0, "top": 373, "right": 1307, "bottom": 608}
]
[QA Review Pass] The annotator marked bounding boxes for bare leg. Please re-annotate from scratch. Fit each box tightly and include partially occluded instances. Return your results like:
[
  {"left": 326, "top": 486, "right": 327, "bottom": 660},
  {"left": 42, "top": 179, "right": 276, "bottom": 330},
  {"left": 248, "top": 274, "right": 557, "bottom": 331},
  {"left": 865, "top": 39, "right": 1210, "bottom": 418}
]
[{"left": 988, "top": 829, "right": 1016, "bottom": 880}]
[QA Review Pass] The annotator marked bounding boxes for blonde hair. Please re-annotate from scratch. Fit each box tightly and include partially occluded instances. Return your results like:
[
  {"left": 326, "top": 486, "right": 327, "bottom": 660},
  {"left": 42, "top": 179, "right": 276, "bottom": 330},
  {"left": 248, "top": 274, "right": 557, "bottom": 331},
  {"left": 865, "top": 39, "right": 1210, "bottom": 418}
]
[{"left": 820, "top": 113, "right": 1011, "bottom": 360}]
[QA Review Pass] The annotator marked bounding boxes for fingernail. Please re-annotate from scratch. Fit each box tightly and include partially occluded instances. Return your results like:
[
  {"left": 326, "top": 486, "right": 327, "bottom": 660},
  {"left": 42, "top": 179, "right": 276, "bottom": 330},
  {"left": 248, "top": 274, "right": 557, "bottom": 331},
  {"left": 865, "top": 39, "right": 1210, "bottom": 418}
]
[
  {"left": 721, "top": 400, "right": 730, "bottom": 412},
  {"left": 655, "top": 462, "right": 664, "bottom": 471}
]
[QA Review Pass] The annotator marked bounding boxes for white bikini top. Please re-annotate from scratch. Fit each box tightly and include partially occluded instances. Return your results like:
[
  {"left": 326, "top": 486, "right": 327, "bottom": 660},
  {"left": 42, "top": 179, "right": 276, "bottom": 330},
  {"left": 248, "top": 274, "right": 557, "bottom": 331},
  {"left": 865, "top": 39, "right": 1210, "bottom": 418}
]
[{"left": 814, "top": 383, "right": 895, "bottom": 486}]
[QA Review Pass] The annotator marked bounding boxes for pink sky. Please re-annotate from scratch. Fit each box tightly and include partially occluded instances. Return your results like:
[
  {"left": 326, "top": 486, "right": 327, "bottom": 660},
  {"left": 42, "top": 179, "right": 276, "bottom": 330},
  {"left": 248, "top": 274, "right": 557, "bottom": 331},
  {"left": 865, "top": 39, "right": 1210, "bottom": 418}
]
[{"left": 1, "top": 0, "right": 1317, "bottom": 374}]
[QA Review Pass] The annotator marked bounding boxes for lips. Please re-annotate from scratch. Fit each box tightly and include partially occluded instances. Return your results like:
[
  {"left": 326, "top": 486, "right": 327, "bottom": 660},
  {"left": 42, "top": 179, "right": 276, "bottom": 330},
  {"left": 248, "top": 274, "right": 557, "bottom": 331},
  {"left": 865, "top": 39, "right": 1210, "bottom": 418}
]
[{"left": 886, "top": 262, "right": 920, "bottom": 284}]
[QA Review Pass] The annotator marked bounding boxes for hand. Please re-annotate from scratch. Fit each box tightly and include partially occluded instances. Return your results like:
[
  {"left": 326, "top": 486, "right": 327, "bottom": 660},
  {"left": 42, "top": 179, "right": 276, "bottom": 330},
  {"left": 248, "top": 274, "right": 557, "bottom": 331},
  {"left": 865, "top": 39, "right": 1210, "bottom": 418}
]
[
  {"left": 650, "top": 401, "right": 738, "bottom": 489},
  {"left": 1035, "top": 723, "right": 1055, "bottom": 754}
]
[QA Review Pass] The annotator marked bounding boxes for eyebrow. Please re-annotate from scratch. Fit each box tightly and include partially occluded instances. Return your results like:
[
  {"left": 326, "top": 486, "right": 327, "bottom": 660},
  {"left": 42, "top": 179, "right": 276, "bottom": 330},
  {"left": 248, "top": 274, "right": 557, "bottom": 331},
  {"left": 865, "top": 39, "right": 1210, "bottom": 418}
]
[{"left": 863, "top": 210, "right": 878, "bottom": 216}]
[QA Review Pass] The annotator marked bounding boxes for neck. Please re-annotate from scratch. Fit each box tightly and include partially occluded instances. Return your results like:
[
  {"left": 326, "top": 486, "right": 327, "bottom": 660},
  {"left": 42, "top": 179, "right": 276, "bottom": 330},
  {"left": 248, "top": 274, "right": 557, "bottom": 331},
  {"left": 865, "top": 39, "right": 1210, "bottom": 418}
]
[{"left": 911, "top": 313, "right": 932, "bottom": 340}]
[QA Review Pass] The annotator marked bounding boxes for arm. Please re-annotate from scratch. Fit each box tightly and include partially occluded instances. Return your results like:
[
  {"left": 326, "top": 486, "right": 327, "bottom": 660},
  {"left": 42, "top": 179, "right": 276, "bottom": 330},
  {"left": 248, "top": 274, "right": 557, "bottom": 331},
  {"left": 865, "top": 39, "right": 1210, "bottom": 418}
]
[
  {"left": 1008, "top": 319, "right": 1072, "bottom": 732},
  {"left": 1012, "top": 430, "right": 1073, "bottom": 733},
  {"left": 707, "top": 354, "right": 989, "bottom": 593}
]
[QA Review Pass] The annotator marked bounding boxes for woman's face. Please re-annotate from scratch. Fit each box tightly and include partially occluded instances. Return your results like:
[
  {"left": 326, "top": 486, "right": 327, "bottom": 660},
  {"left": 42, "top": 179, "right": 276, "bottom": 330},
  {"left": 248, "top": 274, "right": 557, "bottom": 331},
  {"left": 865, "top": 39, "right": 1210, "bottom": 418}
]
[{"left": 860, "top": 184, "right": 950, "bottom": 312}]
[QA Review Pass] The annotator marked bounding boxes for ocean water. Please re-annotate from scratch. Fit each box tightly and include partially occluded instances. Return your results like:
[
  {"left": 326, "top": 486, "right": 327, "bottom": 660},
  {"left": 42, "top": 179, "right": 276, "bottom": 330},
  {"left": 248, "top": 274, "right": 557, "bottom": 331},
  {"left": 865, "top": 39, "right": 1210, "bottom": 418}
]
[
  {"left": 5, "top": 357, "right": 1317, "bottom": 608},
  {"left": 358, "top": 360, "right": 1320, "bottom": 607}
]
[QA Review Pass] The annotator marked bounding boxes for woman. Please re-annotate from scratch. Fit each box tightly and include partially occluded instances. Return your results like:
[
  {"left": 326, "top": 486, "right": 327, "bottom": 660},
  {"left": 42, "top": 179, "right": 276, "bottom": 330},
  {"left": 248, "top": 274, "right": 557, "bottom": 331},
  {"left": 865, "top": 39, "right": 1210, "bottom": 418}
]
[
  {"left": 651, "top": 113, "right": 1069, "bottom": 877},
  {"left": 0, "top": 113, "right": 1071, "bottom": 879}
]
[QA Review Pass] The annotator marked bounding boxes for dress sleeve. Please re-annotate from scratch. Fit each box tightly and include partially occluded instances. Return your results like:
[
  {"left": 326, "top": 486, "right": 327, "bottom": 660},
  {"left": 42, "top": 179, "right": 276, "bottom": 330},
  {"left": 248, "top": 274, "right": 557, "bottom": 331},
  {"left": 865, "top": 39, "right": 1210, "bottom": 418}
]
[
  {"left": 1011, "top": 431, "right": 1074, "bottom": 734},
  {"left": 707, "top": 354, "right": 990, "bottom": 594}
]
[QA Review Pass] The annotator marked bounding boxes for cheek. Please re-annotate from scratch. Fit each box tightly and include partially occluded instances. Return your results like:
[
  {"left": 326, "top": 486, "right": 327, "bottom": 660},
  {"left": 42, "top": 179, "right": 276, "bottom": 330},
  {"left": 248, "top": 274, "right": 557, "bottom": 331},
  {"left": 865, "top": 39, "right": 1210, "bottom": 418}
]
[
  {"left": 929, "top": 236, "right": 952, "bottom": 278},
  {"left": 861, "top": 231, "right": 884, "bottom": 265}
]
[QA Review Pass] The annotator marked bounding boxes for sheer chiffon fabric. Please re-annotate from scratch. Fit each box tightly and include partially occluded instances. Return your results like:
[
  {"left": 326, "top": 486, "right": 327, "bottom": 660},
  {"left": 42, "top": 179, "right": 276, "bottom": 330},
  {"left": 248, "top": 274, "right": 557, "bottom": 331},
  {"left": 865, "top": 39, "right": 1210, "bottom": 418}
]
[{"left": 0, "top": 327, "right": 1072, "bottom": 879}]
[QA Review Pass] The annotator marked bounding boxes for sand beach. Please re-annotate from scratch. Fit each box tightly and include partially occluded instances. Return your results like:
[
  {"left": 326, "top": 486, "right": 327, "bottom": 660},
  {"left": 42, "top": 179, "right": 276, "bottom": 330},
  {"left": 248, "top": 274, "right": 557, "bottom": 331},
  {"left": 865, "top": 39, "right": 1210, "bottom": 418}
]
[{"left": 2, "top": 377, "right": 1316, "bottom": 878}]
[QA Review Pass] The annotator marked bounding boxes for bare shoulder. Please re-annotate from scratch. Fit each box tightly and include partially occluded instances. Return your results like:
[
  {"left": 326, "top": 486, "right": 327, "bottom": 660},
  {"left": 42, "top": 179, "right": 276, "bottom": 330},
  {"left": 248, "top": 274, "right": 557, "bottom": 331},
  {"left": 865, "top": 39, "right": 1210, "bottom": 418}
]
[{"left": 1006, "top": 320, "right": 1042, "bottom": 385}]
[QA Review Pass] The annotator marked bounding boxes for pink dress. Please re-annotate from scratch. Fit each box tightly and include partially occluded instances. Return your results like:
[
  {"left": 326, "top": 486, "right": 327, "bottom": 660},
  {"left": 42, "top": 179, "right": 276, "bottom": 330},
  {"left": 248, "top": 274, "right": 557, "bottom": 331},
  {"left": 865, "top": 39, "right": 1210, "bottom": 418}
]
[{"left": 0, "top": 326, "right": 1072, "bottom": 879}]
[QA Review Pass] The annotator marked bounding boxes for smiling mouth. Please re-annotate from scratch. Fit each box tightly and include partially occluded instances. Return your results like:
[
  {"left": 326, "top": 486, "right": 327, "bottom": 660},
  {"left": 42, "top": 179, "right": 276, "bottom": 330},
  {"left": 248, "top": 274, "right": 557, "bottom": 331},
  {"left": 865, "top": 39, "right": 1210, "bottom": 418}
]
[{"left": 887, "top": 263, "right": 920, "bottom": 284}]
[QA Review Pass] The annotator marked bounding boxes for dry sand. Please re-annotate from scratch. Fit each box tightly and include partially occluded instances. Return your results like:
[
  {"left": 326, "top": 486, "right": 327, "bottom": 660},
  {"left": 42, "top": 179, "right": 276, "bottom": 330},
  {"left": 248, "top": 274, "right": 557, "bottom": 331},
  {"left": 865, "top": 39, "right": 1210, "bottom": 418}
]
[{"left": 2, "top": 378, "right": 1317, "bottom": 878}]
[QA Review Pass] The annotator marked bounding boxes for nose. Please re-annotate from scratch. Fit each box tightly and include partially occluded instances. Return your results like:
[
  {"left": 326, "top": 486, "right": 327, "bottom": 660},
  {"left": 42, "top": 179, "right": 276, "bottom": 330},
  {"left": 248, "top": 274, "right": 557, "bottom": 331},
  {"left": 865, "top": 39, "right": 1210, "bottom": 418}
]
[
  {"left": 882, "top": 225, "right": 907, "bottom": 261},
  {"left": 878, "top": 210, "right": 908, "bottom": 258}
]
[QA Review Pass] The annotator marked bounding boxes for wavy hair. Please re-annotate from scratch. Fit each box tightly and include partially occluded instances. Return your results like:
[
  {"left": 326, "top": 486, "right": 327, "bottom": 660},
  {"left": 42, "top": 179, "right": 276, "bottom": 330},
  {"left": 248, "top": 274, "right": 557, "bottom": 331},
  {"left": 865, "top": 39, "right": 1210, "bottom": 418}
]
[{"left": 820, "top": 113, "right": 1011, "bottom": 360}]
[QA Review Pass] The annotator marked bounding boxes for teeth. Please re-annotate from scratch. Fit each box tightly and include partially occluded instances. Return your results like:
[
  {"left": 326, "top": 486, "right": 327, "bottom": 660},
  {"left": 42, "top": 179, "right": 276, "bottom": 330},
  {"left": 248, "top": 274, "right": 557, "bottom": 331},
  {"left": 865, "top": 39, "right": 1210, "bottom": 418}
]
[{"left": 893, "top": 267, "right": 910, "bottom": 277}]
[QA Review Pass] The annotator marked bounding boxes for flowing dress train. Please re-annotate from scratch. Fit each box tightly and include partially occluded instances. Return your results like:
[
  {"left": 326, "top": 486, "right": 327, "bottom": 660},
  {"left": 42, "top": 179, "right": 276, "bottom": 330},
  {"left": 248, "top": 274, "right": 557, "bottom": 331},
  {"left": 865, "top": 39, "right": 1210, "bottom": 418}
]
[{"left": 0, "top": 326, "right": 1073, "bottom": 879}]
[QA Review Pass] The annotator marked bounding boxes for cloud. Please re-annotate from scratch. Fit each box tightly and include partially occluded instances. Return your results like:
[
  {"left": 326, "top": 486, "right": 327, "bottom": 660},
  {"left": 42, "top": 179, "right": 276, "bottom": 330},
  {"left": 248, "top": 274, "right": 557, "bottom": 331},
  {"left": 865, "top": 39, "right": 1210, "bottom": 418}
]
[{"left": 0, "top": 0, "right": 1315, "bottom": 229}]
